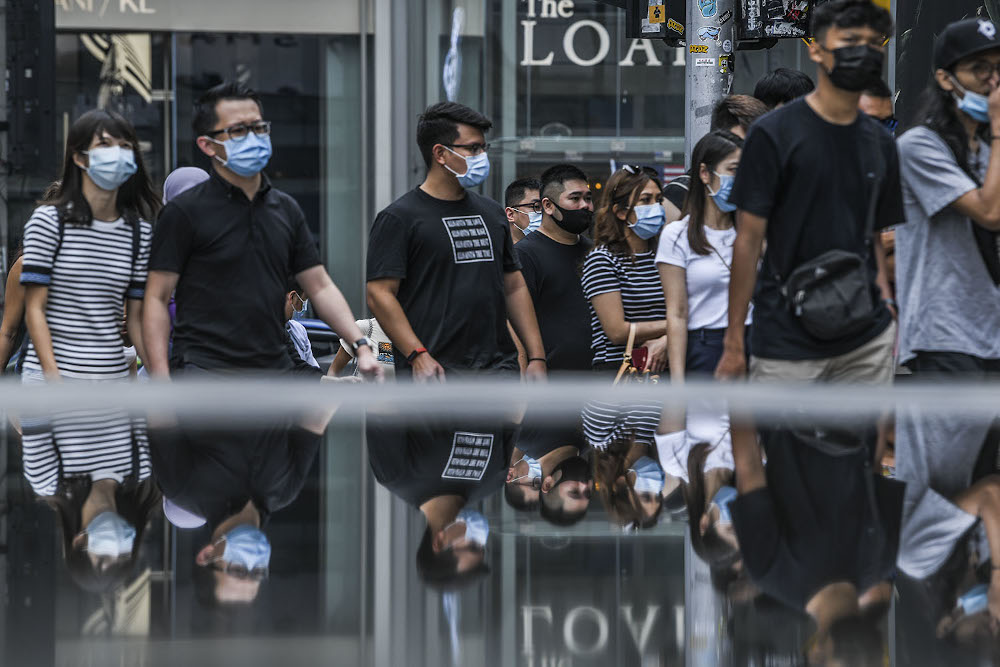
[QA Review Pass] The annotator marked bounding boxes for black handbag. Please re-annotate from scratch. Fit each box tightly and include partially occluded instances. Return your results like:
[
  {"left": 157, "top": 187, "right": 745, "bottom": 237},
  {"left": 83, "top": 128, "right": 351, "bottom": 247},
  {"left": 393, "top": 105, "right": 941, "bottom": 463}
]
[{"left": 777, "top": 122, "right": 885, "bottom": 341}]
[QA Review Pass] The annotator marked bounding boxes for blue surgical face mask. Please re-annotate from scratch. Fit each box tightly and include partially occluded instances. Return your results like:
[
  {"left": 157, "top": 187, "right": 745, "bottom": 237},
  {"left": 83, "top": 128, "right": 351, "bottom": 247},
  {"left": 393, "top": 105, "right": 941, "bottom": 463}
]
[
  {"left": 628, "top": 204, "right": 667, "bottom": 240},
  {"left": 629, "top": 456, "right": 666, "bottom": 494},
  {"left": 711, "top": 485, "right": 738, "bottom": 525},
  {"left": 85, "top": 511, "right": 136, "bottom": 557},
  {"left": 510, "top": 455, "right": 543, "bottom": 484},
  {"left": 453, "top": 509, "right": 489, "bottom": 547},
  {"left": 952, "top": 77, "right": 991, "bottom": 124},
  {"left": 525, "top": 211, "right": 543, "bottom": 234},
  {"left": 292, "top": 293, "right": 309, "bottom": 320},
  {"left": 443, "top": 147, "right": 491, "bottom": 188},
  {"left": 957, "top": 583, "right": 989, "bottom": 615},
  {"left": 84, "top": 146, "right": 138, "bottom": 191},
  {"left": 219, "top": 525, "right": 272, "bottom": 572},
  {"left": 210, "top": 132, "right": 273, "bottom": 178},
  {"left": 708, "top": 172, "right": 738, "bottom": 213}
]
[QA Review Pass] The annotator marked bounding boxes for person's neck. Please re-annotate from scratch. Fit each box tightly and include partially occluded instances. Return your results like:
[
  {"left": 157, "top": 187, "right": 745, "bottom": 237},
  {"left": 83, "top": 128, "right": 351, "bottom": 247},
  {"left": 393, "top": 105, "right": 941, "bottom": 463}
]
[
  {"left": 80, "top": 479, "right": 118, "bottom": 527},
  {"left": 806, "top": 81, "right": 861, "bottom": 126},
  {"left": 420, "top": 168, "right": 466, "bottom": 202},
  {"left": 212, "top": 500, "right": 261, "bottom": 541},
  {"left": 806, "top": 581, "right": 859, "bottom": 629},
  {"left": 82, "top": 180, "right": 120, "bottom": 222},
  {"left": 539, "top": 445, "right": 579, "bottom": 476},
  {"left": 539, "top": 216, "right": 580, "bottom": 245},
  {"left": 510, "top": 223, "right": 526, "bottom": 243},
  {"left": 702, "top": 198, "right": 733, "bottom": 231},
  {"left": 214, "top": 163, "right": 262, "bottom": 202},
  {"left": 958, "top": 111, "right": 984, "bottom": 151},
  {"left": 420, "top": 494, "right": 466, "bottom": 532},
  {"left": 624, "top": 227, "right": 650, "bottom": 254}
]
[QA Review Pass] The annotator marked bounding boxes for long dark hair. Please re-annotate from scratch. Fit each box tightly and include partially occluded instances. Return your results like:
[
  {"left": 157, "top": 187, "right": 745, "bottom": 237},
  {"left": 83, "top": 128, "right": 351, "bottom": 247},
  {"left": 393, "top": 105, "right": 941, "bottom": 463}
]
[
  {"left": 41, "top": 110, "right": 160, "bottom": 226},
  {"left": 683, "top": 442, "right": 741, "bottom": 571},
  {"left": 592, "top": 435, "right": 663, "bottom": 529},
  {"left": 594, "top": 168, "right": 652, "bottom": 257},
  {"left": 44, "top": 476, "right": 161, "bottom": 593},
  {"left": 913, "top": 72, "right": 989, "bottom": 184},
  {"left": 681, "top": 130, "right": 744, "bottom": 255}
]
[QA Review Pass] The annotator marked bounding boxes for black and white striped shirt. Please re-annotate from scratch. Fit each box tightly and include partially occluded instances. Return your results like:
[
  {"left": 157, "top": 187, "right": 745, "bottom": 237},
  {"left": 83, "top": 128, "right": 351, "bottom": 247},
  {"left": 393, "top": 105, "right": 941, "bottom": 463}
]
[
  {"left": 581, "top": 247, "right": 666, "bottom": 366},
  {"left": 582, "top": 400, "right": 663, "bottom": 451},
  {"left": 20, "top": 205, "right": 151, "bottom": 379}
]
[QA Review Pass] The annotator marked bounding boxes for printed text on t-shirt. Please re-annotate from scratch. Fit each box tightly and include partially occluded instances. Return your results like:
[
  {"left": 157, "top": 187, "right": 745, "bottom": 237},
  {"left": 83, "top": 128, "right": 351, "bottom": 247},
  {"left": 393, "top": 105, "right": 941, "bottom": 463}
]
[
  {"left": 441, "top": 431, "right": 494, "bottom": 481},
  {"left": 442, "top": 216, "right": 496, "bottom": 264}
]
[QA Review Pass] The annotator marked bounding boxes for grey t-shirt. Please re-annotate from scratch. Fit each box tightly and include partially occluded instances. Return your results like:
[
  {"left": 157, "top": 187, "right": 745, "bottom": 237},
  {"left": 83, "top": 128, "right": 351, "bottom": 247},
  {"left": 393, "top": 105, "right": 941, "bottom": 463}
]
[{"left": 896, "top": 127, "right": 1000, "bottom": 363}]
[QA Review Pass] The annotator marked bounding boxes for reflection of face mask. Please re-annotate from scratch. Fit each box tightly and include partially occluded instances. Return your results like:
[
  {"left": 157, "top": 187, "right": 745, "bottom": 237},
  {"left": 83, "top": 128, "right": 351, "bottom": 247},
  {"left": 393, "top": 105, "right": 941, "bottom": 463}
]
[
  {"left": 454, "top": 509, "right": 489, "bottom": 547},
  {"left": 825, "top": 45, "right": 884, "bottom": 92},
  {"left": 629, "top": 456, "right": 666, "bottom": 494},
  {"left": 552, "top": 203, "right": 593, "bottom": 235},
  {"left": 210, "top": 133, "right": 273, "bottom": 177},
  {"left": 628, "top": 204, "right": 667, "bottom": 240},
  {"left": 86, "top": 511, "right": 136, "bottom": 557},
  {"left": 708, "top": 173, "right": 738, "bottom": 213},
  {"left": 511, "top": 455, "right": 542, "bottom": 483},
  {"left": 952, "top": 77, "right": 991, "bottom": 124},
  {"left": 220, "top": 525, "right": 272, "bottom": 571},
  {"left": 711, "top": 485, "right": 738, "bottom": 525},
  {"left": 443, "top": 147, "right": 490, "bottom": 188},
  {"left": 957, "top": 583, "right": 989, "bottom": 615},
  {"left": 85, "top": 146, "right": 138, "bottom": 191}
]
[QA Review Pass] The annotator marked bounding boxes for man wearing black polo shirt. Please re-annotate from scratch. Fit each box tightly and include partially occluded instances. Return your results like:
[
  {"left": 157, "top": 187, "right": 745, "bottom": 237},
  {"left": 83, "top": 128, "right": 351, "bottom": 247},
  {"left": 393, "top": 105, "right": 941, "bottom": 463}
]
[
  {"left": 366, "top": 102, "right": 546, "bottom": 381},
  {"left": 514, "top": 164, "right": 594, "bottom": 372},
  {"left": 715, "top": 0, "right": 902, "bottom": 384},
  {"left": 143, "top": 81, "right": 380, "bottom": 378}
]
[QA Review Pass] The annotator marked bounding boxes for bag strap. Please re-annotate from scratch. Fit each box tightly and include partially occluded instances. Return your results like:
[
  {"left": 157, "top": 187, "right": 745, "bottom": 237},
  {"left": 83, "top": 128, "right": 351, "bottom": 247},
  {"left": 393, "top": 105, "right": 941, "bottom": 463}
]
[{"left": 613, "top": 323, "right": 637, "bottom": 385}]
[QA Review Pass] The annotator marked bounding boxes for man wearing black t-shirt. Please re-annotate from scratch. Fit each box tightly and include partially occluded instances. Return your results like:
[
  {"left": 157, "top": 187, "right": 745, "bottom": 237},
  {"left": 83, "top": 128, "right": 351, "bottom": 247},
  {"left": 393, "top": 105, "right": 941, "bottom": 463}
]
[
  {"left": 367, "top": 102, "right": 546, "bottom": 381},
  {"left": 514, "top": 164, "right": 594, "bottom": 372},
  {"left": 144, "top": 81, "right": 380, "bottom": 378},
  {"left": 716, "top": 0, "right": 903, "bottom": 384}
]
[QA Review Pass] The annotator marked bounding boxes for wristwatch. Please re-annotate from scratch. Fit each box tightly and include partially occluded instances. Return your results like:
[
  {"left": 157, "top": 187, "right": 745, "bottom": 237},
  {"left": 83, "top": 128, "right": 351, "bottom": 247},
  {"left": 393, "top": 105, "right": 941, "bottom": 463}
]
[{"left": 352, "top": 337, "right": 372, "bottom": 353}]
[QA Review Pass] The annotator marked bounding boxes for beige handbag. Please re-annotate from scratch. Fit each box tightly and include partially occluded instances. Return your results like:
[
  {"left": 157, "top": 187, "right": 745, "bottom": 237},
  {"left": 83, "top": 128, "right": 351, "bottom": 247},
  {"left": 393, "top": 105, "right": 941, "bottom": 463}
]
[{"left": 613, "top": 323, "right": 658, "bottom": 386}]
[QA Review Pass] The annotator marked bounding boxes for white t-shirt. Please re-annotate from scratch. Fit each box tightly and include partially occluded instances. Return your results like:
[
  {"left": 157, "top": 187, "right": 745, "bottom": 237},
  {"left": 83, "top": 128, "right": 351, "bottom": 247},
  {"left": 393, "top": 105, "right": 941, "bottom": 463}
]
[
  {"left": 655, "top": 400, "right": 733, "bottom": 482},
  {"left": 655, "top": 217, "right": 751, "bottom": 330},
  {"left": 340, "top": 318, "right": 396, "bottom": 377}
]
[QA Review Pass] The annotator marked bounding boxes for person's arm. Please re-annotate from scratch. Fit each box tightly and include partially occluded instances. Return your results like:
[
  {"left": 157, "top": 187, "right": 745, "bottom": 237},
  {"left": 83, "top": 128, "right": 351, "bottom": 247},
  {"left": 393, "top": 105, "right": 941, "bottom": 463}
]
[
  {"left": 662, "top": 199, "right": 683, "bottom": 225},
  {"left": 0, "top": 258, "right": 25, "bottom": 368},
  {"left": 508, "top": 322, "right": 528, "bottom": 373},
  {"left": 947, "top": 85, "right": 1000, "bottom": 230},
  {"left": 714, "top": 212, "right": 766, "bottom": 380},
  {"left": 126, "top": 299, "right": 147, "bottom": 371},
  {"left": 660, "top": 264, "right": 689, "bottom": 383},
  {"left": 327, "top": 345, "right": 354, "bottom": 376},
  {"left": 872, "top": 232, "right": 896, "bottom": 318},
  {"left": 589, "top": 292, "right": 667, "bottom": 346},
  {"left": 954, "top": 476, "right": 1000, "bottom": 623},
  {"left": 367, "top": 278, "right": 445, "bottom": 382},
  {"left": 142, "top": 270, "right": 178, "bottom": 379},
  {"left": 23, "top": 286, "right": 58, "bottom": 379},
  {"left": 296, "top": 265, "right": 381, "bottom": 381},
  {"left": 504, "top": 270, "right": 546, "bottom": 381}
]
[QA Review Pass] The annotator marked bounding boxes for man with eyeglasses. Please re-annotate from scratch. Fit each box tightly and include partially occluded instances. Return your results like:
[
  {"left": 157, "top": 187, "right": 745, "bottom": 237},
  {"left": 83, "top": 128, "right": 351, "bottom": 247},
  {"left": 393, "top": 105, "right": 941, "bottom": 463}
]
[
  {"left": 144, "top": 80, "right": 381, "bottom": 380},
  {"left": 504, "top": 177, "right": 542, "bottom": 243},
  {"left": 367, "top": 101, "right": 546, "bottom": 382}
]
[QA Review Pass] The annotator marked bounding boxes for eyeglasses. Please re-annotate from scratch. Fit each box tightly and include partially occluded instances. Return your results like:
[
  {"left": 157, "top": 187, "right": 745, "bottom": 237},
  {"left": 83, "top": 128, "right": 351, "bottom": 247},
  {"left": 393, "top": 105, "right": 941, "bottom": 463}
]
[
  {"left": 960, "top": 61, "right": 1000, "bottom": 81},
  {"left": 510, "top": 199, "right": 542, "bottom": 214},
  {"left": 447, "top": 142, "right": 490, "bottom": 156},
  {"left": 207, "top": 120, "right": 272, "bottom": 142}
]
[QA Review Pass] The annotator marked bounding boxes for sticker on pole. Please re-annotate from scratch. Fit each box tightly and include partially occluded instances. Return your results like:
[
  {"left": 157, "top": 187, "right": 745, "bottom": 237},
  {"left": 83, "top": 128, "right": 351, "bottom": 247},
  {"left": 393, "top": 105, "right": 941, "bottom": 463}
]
[
  {"left": 689, "top": 44, "right": 709, "bottom": 53},
  {"left": 698, "top": 0, "right": 718, "bottom": 19},
  {"left": 699, "top": 26, "right": 721, "bottom": 41},
  {"left": 720, "top": 54, "right": 735, "bottom": 73},
  {"left": 695, "top": 57, "right": 716, "bottom": 67},
  {"left": 719, "top": 9, "right": 733, "bottom": 26},
  {"left": 667, "top": 18, "right": 684, "bottom": 34},
  {"left": 649, "top": 4, "right": 666, "bottom": 24}
]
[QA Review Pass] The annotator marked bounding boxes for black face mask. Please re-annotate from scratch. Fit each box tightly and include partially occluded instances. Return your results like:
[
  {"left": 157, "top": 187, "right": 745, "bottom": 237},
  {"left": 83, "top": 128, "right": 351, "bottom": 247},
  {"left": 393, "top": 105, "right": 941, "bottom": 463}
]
[
  {"left": 551, "top": 456, "right": 591, "bottom": 487},
  {"left": 550, "top": 202, "right": 593, "bottom": 235},
  {"left": 825, "top": 45, "right": 884, "bottom": 92}
]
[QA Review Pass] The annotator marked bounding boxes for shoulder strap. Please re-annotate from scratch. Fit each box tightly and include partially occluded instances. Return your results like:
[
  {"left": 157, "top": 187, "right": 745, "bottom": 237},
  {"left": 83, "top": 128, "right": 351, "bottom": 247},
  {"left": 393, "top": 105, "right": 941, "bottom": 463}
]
[{"left": 861, "top": 120, "right": 886, "bottom": 258}]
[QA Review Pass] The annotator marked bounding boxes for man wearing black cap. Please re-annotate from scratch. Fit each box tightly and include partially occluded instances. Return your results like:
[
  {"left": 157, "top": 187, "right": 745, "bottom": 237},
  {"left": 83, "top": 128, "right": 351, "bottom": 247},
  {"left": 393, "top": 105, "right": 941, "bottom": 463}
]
[
  {"left": 716, "top": 0, "right": 902, "bottom": 384},
  {"left": 895, "top": 18, "right": 1000, "bottom": 381}
]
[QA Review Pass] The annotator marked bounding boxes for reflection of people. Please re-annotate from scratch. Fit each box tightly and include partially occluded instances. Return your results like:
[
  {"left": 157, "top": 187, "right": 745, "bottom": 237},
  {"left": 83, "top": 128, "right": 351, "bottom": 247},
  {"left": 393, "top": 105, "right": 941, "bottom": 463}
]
[{"left": 367, "top": 415, "right": 514, "bottom": 588}]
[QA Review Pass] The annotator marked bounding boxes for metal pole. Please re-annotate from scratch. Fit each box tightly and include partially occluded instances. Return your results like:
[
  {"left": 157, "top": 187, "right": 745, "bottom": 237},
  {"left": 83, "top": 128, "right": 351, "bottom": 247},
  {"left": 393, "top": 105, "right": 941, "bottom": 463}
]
[{"left": 684, "top": 0, "right": 736, "bottom": 164}]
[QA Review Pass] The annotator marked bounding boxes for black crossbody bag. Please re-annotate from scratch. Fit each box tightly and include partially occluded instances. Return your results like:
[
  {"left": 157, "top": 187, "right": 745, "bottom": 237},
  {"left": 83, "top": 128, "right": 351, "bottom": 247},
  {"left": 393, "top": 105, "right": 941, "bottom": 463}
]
[{"left": 776, "top": 122, "right": 885, "bottom": 341}]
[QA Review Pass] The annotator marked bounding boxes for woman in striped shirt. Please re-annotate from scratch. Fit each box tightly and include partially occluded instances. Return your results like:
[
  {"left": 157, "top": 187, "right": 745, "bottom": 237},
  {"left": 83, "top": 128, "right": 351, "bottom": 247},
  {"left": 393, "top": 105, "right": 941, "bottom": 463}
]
[
  {"left": 582, "top": 166, "right": 669, "bottom": 373},
  {"left": 19, "top": 109, "right": 160, "bottom": 591}
]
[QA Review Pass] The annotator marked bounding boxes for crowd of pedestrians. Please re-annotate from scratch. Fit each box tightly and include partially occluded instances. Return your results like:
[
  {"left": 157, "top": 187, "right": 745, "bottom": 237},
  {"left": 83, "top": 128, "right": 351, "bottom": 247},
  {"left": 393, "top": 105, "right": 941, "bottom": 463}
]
[{"left": 2, "top": 1, "right": 1000, "bottom": 651}]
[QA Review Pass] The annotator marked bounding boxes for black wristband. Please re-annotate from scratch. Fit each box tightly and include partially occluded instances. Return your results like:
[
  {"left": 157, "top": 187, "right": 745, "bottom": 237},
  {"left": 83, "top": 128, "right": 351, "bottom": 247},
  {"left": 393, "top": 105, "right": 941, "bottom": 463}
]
[{"left": 528, "top": 357, "right": 547, "bottom": 364}]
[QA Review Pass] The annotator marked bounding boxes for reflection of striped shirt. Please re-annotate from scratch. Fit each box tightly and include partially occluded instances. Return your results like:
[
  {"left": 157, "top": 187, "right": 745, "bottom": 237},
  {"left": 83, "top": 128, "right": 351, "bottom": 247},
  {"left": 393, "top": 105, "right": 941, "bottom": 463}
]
[
  {"left": 20, "top": 206, "right": 151, "bottom": 379},
  {"left": 582, "top": 400, "right": 662, "bottom": 451},
  {"left": 581, "top": 247, "right": 665, "bottom": 366}
]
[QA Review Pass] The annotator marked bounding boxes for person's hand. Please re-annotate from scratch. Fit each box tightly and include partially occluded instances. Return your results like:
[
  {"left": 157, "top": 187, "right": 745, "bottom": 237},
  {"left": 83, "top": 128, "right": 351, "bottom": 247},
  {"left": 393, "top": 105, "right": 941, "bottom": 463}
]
[
  {"left": 988, "top": 79, "right": 1000, "bottom": 126},
  {"left": 714, "top": 344, "right": 746, "bottom": 381},
  {"left": 646, "top": 335, "right": 668, "bottom": 374},
  {"left": 355, "top": 346, "right": 385, "bottom": 383},
  {"left": 412, "top": 351, "right": 446, "bottom": 383},
  {"left": 524, "top": 359, "right": 547, "bottom": 382}
]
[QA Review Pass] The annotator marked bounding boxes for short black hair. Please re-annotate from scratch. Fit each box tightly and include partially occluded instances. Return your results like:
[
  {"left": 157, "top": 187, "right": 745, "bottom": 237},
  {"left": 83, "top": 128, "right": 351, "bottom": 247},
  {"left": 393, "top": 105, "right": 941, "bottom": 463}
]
[
  {"left": 710, "top": 95, "right": 769, "bottom": 133},
  {"left": 193, "top": 80, "right": 263, "bottom": 138},
  {"left": 416, "top": 102, "right": 493, "bottom": 169},
  {"left": 863, "top": 79, "right": 893, "bottom": 99},
  {"left": 811, "top": 0, "right": 893, "bottom": 42},
  {"left": 753, "top": 68, "right": 815, "bottom": 108},
  {"left": 540, "top": 163, "right": 589, "bottom": 204},
  {"left": 415, "top": 526, "right": 490, "bottom": 590},
  {"left": 504, "top": 177, "right": 541, "bottom": 208},
  {"left": 504, "top": 482, "right": 540, "bottom": 512}
]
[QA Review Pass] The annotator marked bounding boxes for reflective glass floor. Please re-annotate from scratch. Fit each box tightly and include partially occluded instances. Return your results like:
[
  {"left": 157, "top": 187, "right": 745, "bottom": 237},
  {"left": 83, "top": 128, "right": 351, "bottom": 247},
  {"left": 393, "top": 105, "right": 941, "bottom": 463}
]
[{"left": 2, "top": 384, "right": 998, "bottom": 667}]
